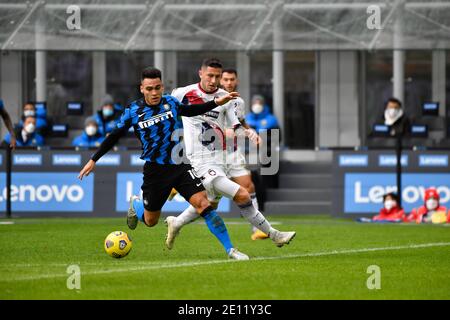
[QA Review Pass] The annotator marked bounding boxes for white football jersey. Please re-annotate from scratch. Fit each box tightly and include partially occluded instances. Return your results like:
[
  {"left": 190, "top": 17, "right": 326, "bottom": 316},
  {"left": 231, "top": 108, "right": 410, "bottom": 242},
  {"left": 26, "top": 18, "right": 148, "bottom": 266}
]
[
  {"left": 224, "top": 96, "right": 246, "bottom": 154},
  {"left": 171, "top": 83, "right": 240, "bottom": 165},
  {"left": 234, "top": 96, "right": 246, "bottom": 122}
]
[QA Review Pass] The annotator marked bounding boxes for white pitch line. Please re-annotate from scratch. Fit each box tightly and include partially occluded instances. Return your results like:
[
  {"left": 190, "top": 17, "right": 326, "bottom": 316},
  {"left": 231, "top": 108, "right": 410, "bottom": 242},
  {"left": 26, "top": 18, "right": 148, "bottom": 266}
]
[{"left": 1, "top": 242, "right": 450, "bottom": 282}]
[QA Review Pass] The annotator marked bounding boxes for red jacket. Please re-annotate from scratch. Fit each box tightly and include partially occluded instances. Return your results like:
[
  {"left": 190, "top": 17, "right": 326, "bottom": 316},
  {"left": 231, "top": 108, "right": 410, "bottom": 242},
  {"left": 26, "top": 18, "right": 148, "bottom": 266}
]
[
  {"left": 406, "top": 205, "right": 449, "bottom": 224},
  {"left": 373, "top": 206, "right": 405, "bottom": 221}
]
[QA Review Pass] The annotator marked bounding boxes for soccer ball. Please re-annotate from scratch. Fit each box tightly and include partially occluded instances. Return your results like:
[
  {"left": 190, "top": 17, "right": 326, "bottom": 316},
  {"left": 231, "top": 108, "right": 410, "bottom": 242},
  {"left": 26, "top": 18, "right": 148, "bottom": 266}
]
[{"left": 104, "top": 231, "right": 132, "bottom": 258}]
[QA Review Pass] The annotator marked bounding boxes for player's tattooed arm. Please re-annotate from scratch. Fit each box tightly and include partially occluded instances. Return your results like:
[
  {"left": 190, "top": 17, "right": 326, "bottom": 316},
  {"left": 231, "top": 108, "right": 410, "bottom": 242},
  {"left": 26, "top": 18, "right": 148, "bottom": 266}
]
[{"left": 178, "top": 92, "right": 240, "bottom": 117}]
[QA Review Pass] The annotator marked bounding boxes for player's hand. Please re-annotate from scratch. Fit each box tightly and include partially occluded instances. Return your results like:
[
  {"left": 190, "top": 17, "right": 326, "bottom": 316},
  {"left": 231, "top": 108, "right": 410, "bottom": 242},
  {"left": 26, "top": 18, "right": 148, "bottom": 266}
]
[
  {"left": 214, "top": 92, "right": 239, "bottom": 106},
  {"left": 78, "top": 159, "right": 96, "bottom": 180},
  {"left": 9, "top": 137, "right": 16, "bottom": 150},
  {"left": 245, "top": 128, "right": 261, "bottom": 145}
]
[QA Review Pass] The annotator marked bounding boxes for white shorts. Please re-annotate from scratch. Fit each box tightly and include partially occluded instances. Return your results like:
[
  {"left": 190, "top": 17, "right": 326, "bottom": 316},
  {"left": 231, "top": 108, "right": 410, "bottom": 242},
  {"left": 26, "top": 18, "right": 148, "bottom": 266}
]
[
  {"left": 225, "top": 151, "right": 250, "bottom": 178},
  {"left": 192, "top": 162, "right": 240, "bottom": 202}
]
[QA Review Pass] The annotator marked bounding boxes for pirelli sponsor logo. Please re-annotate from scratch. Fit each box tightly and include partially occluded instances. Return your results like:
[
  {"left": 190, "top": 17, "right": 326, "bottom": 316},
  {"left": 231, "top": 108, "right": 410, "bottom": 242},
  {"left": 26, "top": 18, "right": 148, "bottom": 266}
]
[{"left": 138, "top": 111, "right": 174, "bottom": 128}]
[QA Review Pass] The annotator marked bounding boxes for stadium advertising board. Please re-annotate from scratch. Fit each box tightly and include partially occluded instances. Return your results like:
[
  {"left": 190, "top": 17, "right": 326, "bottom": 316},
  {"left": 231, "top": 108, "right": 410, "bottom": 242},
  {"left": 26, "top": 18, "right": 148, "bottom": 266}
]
[
  {"left": 0, "top": 150, "right": 230, "bottom": 216},
  {"left": 333, "top": 151, "right": 450, "bottom": 216},
  {"left": 116, "top": 173, "right": 230, "bottom": 213},
  {"left": 0, "top": 172, "right": 93, "bottom": 212}
]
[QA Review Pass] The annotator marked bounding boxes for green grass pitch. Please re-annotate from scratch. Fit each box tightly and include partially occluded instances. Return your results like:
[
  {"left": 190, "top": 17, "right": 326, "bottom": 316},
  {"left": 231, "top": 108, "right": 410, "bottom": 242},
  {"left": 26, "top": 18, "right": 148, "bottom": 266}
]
[{"left": 0, "top": 215, "right": 449, "bottom": 300}]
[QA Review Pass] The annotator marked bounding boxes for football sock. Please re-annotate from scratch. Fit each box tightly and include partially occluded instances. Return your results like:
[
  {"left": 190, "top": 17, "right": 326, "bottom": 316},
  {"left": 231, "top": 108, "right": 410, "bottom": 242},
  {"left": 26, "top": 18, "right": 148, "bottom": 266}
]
[
  {"left": 250, "top": 193, "right": 259, "bottom": 233},
  {"left": 201, "top": 206, "right": 234, "bottom": 254},
  {"left": 133, "top": 199, "right": 145, "bottom": 222},
  {"left": 175, "top": 205, "right": 199, "bottom": 227},
  {"left": 250, "top": 192, "right": 259, "bottom": 211},
  {"left": 238, "top": 201, "right": 277, "bottom": 238}
]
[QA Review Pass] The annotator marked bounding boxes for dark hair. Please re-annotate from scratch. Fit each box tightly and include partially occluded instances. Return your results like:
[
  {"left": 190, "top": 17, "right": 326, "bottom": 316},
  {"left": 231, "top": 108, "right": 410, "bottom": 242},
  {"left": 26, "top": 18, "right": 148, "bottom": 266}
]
[
  {"left": 141, "top": 67, "right": 162, "bottom": 81},
  {"left": 222, "top": 68, "right": 237, "bottom": 76},
  {"left": 383, "top": 192, "right": 399, "bottom": 202},
  {"left": 385, "top": 97, "right": 402, "bottom": 108},
  {"left": 201, "top": 58, "right": 223, "bottom": 69}
]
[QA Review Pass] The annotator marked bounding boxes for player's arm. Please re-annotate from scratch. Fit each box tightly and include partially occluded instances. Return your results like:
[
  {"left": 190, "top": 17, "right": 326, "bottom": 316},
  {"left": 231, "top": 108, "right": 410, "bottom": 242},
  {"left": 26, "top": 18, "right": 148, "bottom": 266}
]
[
  {"left": 239, "top": 118, "right": 251, "bottom": 129},
  {"left": 0, "top": 100, "right": 17, "bottom": 149},
  {"left": 178, "top": 92, "right": 239, "bottom": 117},
  {"left": 78, "top": 108, "right": 131, "bottom": 180},
  {"left": 227, "top": 108, "right": 261, "bottom": 145}
]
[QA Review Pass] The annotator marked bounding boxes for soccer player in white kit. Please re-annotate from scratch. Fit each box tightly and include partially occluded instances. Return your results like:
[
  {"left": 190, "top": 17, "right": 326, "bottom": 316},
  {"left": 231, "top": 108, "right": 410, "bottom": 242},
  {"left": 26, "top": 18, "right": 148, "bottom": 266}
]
[
  {"left": 165, "top": 58, "right": 296, "bottom": 253},
  {"left": 220, "top": 68, "right": 269, "bottom": 240}
]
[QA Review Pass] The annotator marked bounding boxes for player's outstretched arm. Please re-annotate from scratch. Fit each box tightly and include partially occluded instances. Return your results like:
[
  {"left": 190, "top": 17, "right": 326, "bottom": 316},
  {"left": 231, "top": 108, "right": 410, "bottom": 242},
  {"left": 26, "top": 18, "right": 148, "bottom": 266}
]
[
  {"left": 78, "top": 159, "right": 95, "bottom": 180},
  {"left": 234, "top": 124, "right": 261, "bottom": 145},
  {"left": 77, "top": 126, "right": 127, "bottom": 180},
  {"left": 178, "top": 92, "right": 240, "bottom": 117}
]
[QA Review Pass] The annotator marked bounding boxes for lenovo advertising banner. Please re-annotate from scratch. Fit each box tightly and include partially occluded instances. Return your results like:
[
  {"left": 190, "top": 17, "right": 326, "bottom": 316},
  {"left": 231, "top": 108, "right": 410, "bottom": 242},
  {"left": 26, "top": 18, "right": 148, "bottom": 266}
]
[{"left": 333, "top": 150, "right": 450, "bottom": 217}]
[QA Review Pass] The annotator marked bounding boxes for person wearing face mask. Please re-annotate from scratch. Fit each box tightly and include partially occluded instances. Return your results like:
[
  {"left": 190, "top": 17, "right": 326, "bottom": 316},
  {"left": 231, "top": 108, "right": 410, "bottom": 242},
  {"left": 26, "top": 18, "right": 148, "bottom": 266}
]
[
  {"left": 94, "top": 95, "right": 121, "bottom": 136},
  {"left": 372, "top": 192, "right": 405, "bottom": 222},
  {"left": 72, "top": 117, "right": 105, "bottom": 147},
  {"left": 378, "top": 98, "right": 412, "bottom": 209},
  {"left": 20, "top": 102, "right": 49, "bottom": 136},
  {"left": 245, "top": 95, "right": 279, "bottom": 133},
  {"left": 406, "top": 188, "right": 449, "bottom": 224},
  {"left": 3, "top": 116, "right": 44, "bottom": 147},
  {"left": 245, "top": 95, "right": 281, "bottom": 190},
  {"left": 383, "top": 98, "right": 411, "bottom": 137}
]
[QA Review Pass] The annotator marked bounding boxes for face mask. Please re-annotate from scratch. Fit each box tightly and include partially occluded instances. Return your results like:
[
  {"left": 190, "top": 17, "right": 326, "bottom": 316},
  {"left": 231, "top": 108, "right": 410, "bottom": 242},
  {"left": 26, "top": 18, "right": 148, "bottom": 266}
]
[
  {"left": 426, "top": 199, "right": 438, "bottom": 211},
  {"left": 85, "top": 126, "right": 97, "bottom": 136},
  {"left": 385, "top": 108, "right": 399, "bottom": 119},
  {"left": 384, "top": 199, "right": 396, "bottom": 210},
  {"left": 24, "top": 123, "right": 35, "bottom": 134},
  {"left": 102, "top": 108, "right": 114, "bottom": 118},
  {"left": 251, "top": 103, "right": 263, "bottom": 114},
  {"left": 24, "top": 110, "right": 35, "bottom": 117}
]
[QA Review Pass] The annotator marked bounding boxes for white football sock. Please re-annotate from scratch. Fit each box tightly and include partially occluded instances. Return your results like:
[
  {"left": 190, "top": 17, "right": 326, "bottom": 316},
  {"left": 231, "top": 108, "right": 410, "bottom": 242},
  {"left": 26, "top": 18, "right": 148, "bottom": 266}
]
[
  {"left": 250, "top": 192, "right": 259, "bottom": 210},
  {"left": 250, "top": 193, "right": 259, "bottom": 233},
  {"left": 238, "top": 201, "right": 278, "bottom": 238},
  {"left": 174, "top": 205, "right": 199, "bottom": 228}
]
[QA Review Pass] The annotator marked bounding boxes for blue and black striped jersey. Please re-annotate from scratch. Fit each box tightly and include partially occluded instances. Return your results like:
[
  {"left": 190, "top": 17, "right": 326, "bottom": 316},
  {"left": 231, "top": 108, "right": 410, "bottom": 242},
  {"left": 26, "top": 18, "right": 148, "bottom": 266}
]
[
  {"left": 91, "top": 94, "right": 219, "bottom": 165},
  {"left": 117, "top": 95, "right": 183, "bottom": 164}
]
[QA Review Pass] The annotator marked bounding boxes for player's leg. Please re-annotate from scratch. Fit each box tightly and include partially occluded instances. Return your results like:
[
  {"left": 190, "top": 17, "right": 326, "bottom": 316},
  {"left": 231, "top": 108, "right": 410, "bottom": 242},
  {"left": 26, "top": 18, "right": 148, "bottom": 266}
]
[
  {"left": 165, "top": 163, "right": 217, "bottom": 232},
  {"left": 169, "top": 193, "right": 221, "bottom": 229},
  {"left": 212, "top": 175, "right": 296, "bottom": 247},
  {"left": 231, "top": 174, "right": 269, "bottom": 240},
  {"left": 166, "top": 164, "right": 248, "bottom": 259},
  {"left": 227, "top": 152, "right": 268, "bottom": 240},
  {"left": 127, "top": 162, "right": 171, "bottom": 229},
  {"left": 127, "top": 191, "right": 168, "bottom": 229}
]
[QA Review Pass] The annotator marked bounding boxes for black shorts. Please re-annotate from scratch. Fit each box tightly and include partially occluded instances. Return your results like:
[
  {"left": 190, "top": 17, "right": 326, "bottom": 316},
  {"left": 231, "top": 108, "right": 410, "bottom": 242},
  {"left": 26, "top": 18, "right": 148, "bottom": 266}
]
[{"left": 141, "top": 162, "right": 205, "bottom": 211}]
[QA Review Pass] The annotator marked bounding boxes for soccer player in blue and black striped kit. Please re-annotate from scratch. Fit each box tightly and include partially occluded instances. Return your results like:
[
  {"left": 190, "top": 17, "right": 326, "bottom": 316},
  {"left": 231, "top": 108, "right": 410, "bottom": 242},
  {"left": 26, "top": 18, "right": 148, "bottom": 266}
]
[{"left": 78, "top": 67, "right": 248, "bottom": 260}]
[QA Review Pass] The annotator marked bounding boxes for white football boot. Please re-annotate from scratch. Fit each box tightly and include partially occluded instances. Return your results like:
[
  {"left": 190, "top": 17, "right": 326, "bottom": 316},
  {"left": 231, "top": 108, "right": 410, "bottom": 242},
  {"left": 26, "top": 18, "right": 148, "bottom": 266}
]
[
  {"left": 164, "top": 216, "right": 181, "bottom": 250},
  {"left": 127, "top": 195, "right": 140, "bottom": 230},
  {"left": 271, "top": 231, "right": 296, "bottom": 248},
  {"left": 228, "top": 248, "right": 250, "bottom": 260}
]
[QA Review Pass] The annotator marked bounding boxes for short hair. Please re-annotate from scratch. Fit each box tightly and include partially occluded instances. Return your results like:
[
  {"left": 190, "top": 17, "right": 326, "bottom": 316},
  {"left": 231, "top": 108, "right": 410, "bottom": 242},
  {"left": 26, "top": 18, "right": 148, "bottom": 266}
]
[
  {"left": 383, "top": 192, "right": 399, "bottom": 202},
  {"left": 141, "top": 67, "right": 162, "bottom": 81},
  {"left": 222, "top": 68, "right": 237, "bottom": 76},
  {"left": 24, "top": 102, "right": 35, "bottom": 109},
  {"left": 252, "top": 94, "right": 265, "bottom": 104},
  {"left": 386, "top": 97, "right": 402, "bottom": 108},
  {"left": 201, "top": 58, "right": 223, "bottom": 69},
  {"left": 23, "top": 116, "right": 36, "bottom": 123},
  {"left": 84, "top": 116, "right": 97, "bottom": 127}
]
